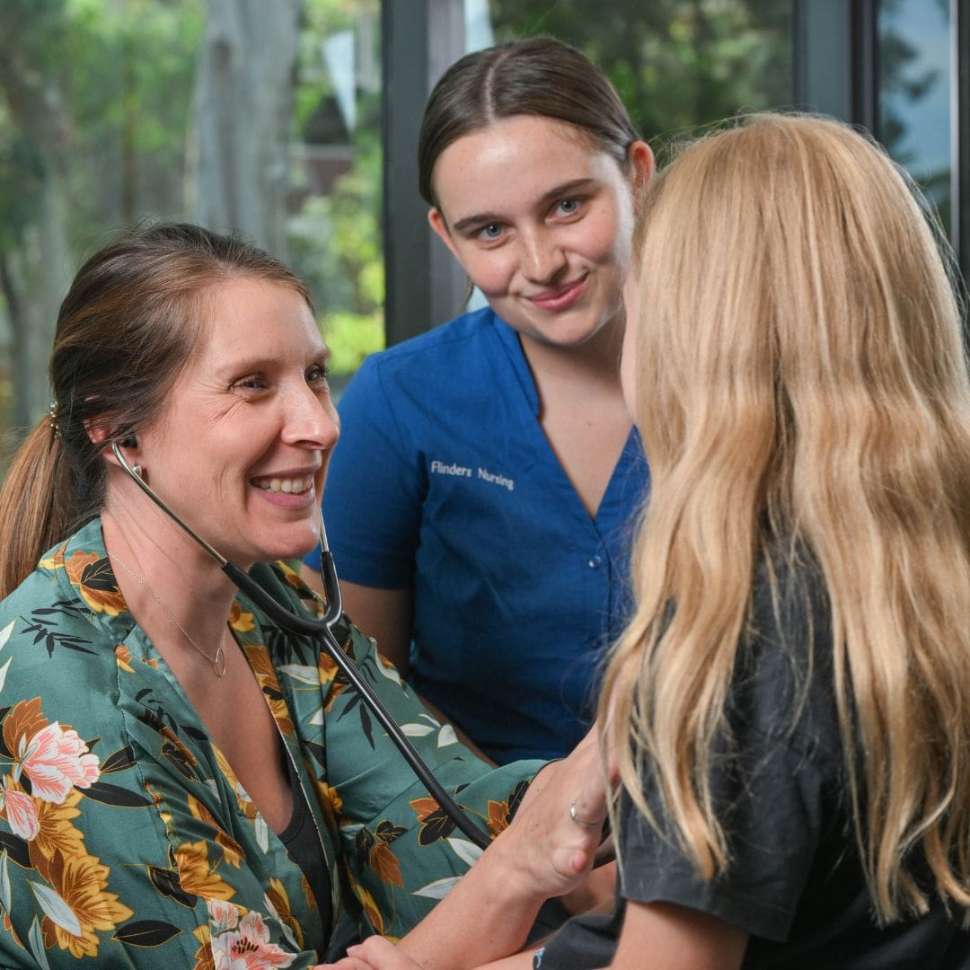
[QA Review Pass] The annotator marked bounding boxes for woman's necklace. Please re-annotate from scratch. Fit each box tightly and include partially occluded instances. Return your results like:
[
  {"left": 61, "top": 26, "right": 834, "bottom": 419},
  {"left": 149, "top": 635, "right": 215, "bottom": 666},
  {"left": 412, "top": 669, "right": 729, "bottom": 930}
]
[{"left": 109, "top": 552, "right": 229, "bottom": 678}]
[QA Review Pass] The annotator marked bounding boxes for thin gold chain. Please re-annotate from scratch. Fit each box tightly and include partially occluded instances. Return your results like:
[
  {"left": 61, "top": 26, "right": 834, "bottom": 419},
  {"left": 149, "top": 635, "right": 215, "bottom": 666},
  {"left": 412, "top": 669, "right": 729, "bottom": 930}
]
[{"left": 109, "top": 552, "right": 228, "bottom": 678}]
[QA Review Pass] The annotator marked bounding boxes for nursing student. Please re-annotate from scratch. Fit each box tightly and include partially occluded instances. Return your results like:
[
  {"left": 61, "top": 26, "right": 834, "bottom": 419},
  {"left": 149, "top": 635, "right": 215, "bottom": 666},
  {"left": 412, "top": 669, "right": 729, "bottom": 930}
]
[{"left": 302, "top": 37, "right": 653, "bottom": 764}]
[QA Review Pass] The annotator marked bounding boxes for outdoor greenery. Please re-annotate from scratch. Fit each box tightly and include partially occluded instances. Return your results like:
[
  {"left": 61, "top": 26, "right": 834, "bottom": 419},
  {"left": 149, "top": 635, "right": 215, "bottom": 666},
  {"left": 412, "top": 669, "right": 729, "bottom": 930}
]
[{"left": 0, "top": 0, "right": 955, "bottom": 461}]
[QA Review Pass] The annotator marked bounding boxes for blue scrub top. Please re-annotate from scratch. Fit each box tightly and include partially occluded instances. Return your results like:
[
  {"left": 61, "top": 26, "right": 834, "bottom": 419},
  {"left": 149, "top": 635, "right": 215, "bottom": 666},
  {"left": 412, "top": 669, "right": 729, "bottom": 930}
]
[{"left": 307, "top": 307, "right": 649, "bottom": 762}]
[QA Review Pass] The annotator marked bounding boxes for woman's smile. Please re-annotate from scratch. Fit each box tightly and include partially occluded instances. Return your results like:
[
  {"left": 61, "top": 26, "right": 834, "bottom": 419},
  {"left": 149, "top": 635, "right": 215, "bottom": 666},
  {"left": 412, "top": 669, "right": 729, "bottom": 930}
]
[{"left": 527, "top": 274, "right": 589, "bottom": 312}]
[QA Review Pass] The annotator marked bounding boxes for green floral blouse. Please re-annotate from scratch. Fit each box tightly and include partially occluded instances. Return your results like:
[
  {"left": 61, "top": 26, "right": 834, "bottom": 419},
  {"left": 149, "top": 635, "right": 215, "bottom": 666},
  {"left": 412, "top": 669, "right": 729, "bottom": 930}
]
[{"left": 0, "top": 519, "right": 540, "bottom": 968}]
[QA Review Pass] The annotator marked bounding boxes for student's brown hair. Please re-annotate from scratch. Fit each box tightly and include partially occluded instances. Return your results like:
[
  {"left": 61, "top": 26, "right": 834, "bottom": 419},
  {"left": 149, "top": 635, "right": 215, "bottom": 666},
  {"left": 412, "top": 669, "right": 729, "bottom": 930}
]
[{"left": 417, "top": 36, "right": 641, "bottom": 206}]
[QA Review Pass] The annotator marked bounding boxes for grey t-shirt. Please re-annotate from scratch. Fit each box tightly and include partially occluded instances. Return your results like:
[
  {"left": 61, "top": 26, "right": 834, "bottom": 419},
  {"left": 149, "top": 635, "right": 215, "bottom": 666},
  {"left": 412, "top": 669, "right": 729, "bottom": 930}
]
[{"left": 538, "top": 560, "right": 970, "bottom": 969}]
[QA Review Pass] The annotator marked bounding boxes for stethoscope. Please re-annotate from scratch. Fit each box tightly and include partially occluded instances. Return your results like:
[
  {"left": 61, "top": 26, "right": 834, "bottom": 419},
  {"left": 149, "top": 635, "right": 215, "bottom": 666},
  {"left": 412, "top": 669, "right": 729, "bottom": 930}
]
[{"left": 111, "top": 441, "right": 494, "bottom": 849}]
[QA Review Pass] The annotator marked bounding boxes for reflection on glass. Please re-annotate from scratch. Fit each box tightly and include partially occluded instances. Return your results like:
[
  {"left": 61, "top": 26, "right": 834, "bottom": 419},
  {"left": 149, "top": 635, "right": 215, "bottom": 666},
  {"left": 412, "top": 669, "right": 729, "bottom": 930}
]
[
  {"left": 878, "top": 0, "right": 952, "bottom": 237},
  {"left": 482, "top": 1, "right": 793, "bottom": 140}
]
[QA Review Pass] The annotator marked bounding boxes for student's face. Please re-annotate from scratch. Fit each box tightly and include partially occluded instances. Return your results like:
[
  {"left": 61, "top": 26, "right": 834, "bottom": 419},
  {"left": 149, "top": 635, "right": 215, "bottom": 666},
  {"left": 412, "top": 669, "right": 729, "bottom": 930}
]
[{"left": 429, "top": 115, "right": 653, "bottom": 350}]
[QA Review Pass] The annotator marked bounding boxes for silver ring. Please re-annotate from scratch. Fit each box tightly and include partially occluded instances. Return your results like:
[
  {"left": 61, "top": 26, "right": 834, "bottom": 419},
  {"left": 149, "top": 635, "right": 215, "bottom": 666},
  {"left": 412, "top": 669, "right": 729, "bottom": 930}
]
[{"left": 568, "top": 800, "right": 600, "bottom": 829}]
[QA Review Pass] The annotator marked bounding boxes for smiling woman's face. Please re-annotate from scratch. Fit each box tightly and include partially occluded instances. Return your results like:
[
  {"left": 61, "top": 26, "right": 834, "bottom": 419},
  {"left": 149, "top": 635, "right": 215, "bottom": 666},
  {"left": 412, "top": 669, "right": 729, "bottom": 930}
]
[
  {"left": 429, "top": 115, "right": 651, "bottom": 351},
  {"left": 130, "top": 277, "right": 339, "bottom": 568}
]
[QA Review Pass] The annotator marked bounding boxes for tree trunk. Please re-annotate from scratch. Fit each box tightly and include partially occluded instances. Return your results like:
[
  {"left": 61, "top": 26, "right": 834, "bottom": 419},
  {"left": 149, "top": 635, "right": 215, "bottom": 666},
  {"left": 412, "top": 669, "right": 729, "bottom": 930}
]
[{"left": 190, "top": 0, "right": 301, "bottom": 257}]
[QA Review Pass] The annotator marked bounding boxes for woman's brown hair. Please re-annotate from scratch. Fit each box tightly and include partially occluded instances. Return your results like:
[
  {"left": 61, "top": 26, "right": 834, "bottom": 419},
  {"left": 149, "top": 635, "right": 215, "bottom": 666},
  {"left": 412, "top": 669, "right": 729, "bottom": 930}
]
[
  {"left": 417, "top": 36, "right": 641, "bottom": 206},
  {"left": 0, "top": 222, "right": 311, "bottom": 597}
]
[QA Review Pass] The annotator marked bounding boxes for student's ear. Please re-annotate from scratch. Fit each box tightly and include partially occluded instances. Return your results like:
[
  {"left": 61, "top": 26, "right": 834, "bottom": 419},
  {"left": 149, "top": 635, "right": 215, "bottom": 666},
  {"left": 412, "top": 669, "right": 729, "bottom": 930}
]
[
  {"left": 428, "top": 207, "right": 462, "bottom": 261},
  {"left": 627, "top": 140, "right": 655, "bottom": 191}
]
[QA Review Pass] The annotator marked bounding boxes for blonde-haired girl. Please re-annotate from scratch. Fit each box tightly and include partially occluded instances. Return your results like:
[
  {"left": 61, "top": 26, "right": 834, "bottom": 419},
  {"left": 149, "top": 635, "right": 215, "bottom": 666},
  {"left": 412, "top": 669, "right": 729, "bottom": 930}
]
[{"left": 570, "top": 112, "right": 970, "bottom": 968}]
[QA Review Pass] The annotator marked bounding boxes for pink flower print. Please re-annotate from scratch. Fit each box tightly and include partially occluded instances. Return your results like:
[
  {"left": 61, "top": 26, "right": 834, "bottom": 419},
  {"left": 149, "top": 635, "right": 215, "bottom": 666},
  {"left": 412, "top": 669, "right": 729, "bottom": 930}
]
[
  {"left": 3, "top": 780, "right": 39, "bottom": 841},
  {"left": 19, "top": 722, "right": 100, "bottom": 804},
  {"left": 211, "top": 910, "right": 295, "bottom": 970},
  {"left": 207, "top": 898, "right": 240, "bottom": 934}
]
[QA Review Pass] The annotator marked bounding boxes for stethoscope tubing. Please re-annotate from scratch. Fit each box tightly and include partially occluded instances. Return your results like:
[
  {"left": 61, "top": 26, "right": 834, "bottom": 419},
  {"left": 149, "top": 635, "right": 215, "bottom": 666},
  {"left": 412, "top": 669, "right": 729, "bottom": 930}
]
[{"left": 110, "top": 443, "right": 492, "bottom": 849}]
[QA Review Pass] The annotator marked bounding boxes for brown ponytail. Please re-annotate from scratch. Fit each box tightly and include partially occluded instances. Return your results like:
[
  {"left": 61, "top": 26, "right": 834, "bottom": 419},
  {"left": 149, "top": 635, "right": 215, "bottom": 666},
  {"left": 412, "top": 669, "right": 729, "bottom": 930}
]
[
  {"left": 0, "top": 222, "right": 312, "bottom": 597},
  {"left": 0, "top": 421, "right": 74, "bottom": 596}
]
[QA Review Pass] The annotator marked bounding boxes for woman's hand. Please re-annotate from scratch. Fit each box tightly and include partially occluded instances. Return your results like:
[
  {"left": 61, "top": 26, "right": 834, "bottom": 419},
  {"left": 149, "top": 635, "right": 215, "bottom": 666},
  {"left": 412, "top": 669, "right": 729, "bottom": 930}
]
[
  {"left": 319, "top": 936, "right": 424, "bottom": 970},
  {"left": 491, "top": 726, "right": 610, "bottom": 902}
]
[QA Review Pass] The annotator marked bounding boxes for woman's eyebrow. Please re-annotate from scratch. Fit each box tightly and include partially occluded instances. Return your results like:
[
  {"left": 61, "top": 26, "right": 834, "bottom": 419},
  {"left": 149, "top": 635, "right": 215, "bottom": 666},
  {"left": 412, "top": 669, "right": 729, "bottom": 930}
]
[{"left": 450, "top": 178, "right": 599, "bottom": 233}]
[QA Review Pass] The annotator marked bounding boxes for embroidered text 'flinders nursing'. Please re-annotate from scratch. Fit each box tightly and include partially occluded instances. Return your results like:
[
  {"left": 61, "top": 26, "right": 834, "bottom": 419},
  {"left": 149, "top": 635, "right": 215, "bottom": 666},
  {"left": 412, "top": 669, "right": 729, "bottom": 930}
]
[{"left": 430, "top": 460, "right": 515, "bottom": 492}]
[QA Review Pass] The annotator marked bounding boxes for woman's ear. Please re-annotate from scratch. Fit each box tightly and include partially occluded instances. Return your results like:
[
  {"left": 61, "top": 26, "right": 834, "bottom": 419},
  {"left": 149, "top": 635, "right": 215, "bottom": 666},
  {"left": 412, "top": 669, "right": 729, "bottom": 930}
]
[
  {"left": 428, "top": 207, "right": 461, "bottom": 261},
  {"left": 627, "top": 140, "right": 655, "bottom": 192}
]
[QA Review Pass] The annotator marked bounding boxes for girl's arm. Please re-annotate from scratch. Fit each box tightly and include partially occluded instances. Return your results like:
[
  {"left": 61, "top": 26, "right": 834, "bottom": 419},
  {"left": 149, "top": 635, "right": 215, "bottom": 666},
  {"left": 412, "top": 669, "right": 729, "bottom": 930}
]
[{"left": 610, "top": 901, "right": 747, "bottom": 970}]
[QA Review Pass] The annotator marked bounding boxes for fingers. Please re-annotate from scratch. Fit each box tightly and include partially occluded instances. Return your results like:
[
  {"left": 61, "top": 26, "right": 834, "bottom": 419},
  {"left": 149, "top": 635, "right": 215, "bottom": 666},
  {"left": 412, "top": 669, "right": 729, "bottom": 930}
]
[{"left": 344, "top": 937, "right": 426, "bottom": 970}]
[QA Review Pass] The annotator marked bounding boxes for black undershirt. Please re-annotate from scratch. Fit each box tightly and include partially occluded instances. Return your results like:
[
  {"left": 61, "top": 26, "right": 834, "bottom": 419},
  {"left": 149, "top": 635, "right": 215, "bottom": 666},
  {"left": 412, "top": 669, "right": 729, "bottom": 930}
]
[{"left": 279, "top": 754, "right": 332, "bottom": 935}]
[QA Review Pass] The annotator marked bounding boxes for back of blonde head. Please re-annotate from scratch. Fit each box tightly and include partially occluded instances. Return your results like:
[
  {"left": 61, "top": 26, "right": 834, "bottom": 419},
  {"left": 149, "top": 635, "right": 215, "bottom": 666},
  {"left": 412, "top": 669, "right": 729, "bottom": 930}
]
[{"left": 601, "top": 113, "right": 970, "bottom": 922}]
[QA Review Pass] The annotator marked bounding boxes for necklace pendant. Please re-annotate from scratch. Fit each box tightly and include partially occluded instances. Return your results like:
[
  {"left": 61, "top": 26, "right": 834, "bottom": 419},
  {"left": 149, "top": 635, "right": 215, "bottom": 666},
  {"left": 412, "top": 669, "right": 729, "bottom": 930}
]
[{"left": 213, "top": 644, "right": 227, "bottom": 678}]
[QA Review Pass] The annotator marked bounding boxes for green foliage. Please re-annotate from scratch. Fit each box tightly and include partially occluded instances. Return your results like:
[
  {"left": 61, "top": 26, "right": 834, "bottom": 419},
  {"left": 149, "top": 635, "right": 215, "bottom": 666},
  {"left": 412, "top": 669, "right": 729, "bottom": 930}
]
[{"left": 489, "top": 0, "right": 793, "bottom": 144}]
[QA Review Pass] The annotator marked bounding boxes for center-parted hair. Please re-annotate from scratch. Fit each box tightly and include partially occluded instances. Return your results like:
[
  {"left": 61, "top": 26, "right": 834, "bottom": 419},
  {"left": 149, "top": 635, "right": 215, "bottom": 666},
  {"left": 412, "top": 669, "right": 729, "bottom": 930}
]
[
  {"left": 601, "top": 114, "right": 970, "bottom": 922},
  {"left": 417, "top": 36, "right": 641, "bottom": 206},
  {"left": 0, "top": 223, "right": 312, "bottom": 597}
]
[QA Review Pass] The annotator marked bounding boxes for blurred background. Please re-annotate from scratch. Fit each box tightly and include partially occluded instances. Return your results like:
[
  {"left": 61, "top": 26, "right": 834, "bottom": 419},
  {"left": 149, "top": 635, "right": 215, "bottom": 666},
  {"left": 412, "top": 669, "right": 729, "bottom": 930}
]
[{"left": 0, "top": 0, "right": 964, "bottom": 463}]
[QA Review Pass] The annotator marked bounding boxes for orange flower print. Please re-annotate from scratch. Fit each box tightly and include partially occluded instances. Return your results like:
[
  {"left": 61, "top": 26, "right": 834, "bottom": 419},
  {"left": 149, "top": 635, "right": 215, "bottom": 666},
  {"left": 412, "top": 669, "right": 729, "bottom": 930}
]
[
  {"left": 192, "top": 925, "right": 216, "bottom": 970},
  {"left": 315, "top": 780, "right": 342, "bottom": 827},
  {"left": 18, "top": 720, "right": 100, "bottom": 803},
  {"left": 187, "top": 795, "right": 244, "bottom": 869},
  {"left": 369, "top": 842, "right": 403, "bottom": 888},
  {"left": 174, "top": 841, "right": 236, "bottom": 901},
  {"left": 487, "top": 799, "right": 511, "bottom": 838},
  {"left": 1, "top": 777, "right": 38, "bottom": 840},
  {"left": 265, "top": 878, "right": 304, "bottom": 949},
  {"left": 3, "top": 698, "right": 47, "bottom": 758},
  {"left": 349, "top": 878, "right": 384, "bottom": 936},
  {"left": 208, "top": 905, "right": 295, "bottom": 969},
  {"left": 229, "top": 602, "right": 255, "bottom": 633},
  {"left": 242, "top": 645, "right": 294, "bottom": 736},
  {"left": 114, "top": 645, "right": 134, "bottom": 673},
  {"left": 39, "top": 850, "right": 133, "bottom": 959},
  {"left": 38, "top": 543, "right": 67, "bottom": 573},
  {"left": 64, "top": 552, "right": 126, "bottom": 616},
  {"left": 32, "top": 789, "right": 85, "bottom": 863}
]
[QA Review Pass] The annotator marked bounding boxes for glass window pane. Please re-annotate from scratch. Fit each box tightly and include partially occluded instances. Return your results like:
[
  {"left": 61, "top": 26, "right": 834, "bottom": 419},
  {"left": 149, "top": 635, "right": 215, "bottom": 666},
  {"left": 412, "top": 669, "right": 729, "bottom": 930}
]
[
  {"left": 482, "top": 1, "right": 794, "bottom": 139},
  {"left": 0, "top": 0, "right": 382, "bottom": 458},
  {"left": 878, "top": 0, "right": 952, "bottom": 237}
]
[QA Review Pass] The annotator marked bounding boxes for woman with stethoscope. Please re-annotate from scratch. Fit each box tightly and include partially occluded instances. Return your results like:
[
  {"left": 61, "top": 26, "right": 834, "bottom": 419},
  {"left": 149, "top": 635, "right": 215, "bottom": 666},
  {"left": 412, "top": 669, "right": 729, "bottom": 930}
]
[{"left": 302, "top": 36, "right": 653, "bottom": 766}]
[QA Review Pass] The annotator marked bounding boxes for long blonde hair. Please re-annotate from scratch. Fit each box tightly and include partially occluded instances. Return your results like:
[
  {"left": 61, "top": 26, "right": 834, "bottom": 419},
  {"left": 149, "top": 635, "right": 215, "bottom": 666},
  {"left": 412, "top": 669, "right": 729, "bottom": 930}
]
[{"left": 600, "top": 113, "right": 970, "bottom": 923}]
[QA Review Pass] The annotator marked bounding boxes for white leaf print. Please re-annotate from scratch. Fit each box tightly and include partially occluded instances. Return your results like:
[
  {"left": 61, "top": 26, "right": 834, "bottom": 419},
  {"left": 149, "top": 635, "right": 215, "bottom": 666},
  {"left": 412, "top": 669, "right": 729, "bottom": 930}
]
[
  {"left": 277, "top": 664, "right": 319, "bottom": 685},
  {"left": 28, "top": 916, "right": 51, "bottom": 970},
  {"left": 29, "top": 881, "right": 81, "bottom": 936},
  {"left": 437, "top": 724, "right": 458, "bottom": 748},
  {"left": 375, "top": 658, "right": 401, "bottom": 685},
  {"left": 419, "top": 713, "right": 439, "bottom": 725},
  {"left": 412, "top": 875, "right": 460, "bottom": 899},
  {"left": 255, "top": 815, "right": 270, "bottom": 853},
  {"left": 401, "top": 724, "right": 434, "bottom": 738},
  {"left": 447, "top": 837, "right": 483, "bottom": 867},
  {"left": 0, "top": 658, "right": 13, "bottom": 695},
  {"left": 0, "top": 850, "right": 9, "bottom": 912},
  {"left": 308, "top": 708, "right": 325, "bottom": 726},
  {"left": 0, "top": 621, "right": 14, "bottom": 652}
]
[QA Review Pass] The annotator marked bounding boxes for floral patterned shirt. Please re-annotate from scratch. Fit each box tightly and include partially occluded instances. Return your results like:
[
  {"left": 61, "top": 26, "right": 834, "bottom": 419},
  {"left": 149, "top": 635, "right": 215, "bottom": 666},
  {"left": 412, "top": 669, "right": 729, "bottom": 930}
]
[{"left": 0, "top": 519, "right": 540, "bottom": 968}]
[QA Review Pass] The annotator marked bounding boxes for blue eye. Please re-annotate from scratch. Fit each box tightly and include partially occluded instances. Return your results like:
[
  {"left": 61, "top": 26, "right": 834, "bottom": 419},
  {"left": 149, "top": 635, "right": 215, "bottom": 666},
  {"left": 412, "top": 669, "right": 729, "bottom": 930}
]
[
  {"left": 556, "top": 198, "right": 581, "bottom": 216},
  {"left": 307, "top": 363, "right": 329, "bottom": 386},
  {"left": 478, "top": 223, "right": 504, "bottom": 241}
]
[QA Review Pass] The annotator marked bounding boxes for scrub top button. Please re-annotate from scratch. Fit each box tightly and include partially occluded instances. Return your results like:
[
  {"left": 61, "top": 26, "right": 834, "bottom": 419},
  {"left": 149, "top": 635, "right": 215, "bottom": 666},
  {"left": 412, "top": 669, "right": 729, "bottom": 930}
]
[{"left": 587, "top": 555, "right": 602, "bottom": 569}]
